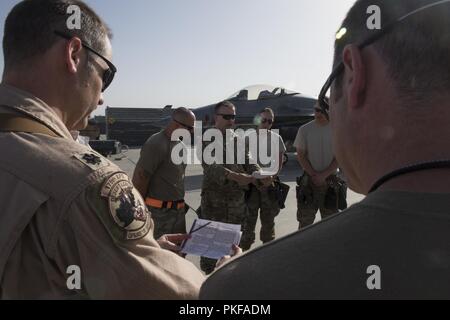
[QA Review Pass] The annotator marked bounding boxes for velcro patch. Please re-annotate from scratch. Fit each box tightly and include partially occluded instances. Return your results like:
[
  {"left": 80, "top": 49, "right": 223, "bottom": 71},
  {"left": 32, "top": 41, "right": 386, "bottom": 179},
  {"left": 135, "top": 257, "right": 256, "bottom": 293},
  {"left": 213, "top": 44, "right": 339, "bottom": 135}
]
[
  {"left": 74, "top": 152, "right": 109, "bottom": 171},
  {"left": 101, "top": 172, "right": 151, "bottom": 240}
]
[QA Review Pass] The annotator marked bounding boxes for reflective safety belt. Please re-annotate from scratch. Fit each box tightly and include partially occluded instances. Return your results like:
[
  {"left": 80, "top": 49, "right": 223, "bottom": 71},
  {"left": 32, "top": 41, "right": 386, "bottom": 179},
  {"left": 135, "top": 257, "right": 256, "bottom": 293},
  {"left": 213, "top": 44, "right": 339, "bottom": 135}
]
[
  {"left": 145, "top": 197, "right": 185, "bottom": 210},
  {"left": 0, "top": 113, "right": 59, "bottom": 137}
]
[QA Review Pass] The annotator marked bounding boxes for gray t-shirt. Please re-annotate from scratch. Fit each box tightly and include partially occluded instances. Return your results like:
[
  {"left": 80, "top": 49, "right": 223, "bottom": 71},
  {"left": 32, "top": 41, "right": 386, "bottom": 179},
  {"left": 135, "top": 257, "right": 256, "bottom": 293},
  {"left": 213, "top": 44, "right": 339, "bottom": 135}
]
[
  {"left": 201, "top": 191, "right": 450, "bottom": 299},
  {"left": 137, "top": 131, "right": 186, "bottom": 201},
  {"left": 294, "top": 120, "right": 335, "bottom": 172}
]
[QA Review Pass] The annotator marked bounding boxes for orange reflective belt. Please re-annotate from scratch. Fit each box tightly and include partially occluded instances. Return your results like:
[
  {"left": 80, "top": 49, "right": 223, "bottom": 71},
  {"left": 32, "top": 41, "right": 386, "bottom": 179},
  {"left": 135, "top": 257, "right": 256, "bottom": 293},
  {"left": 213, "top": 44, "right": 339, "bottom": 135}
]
[{"left": 145, "top": 198, "right": 185, "bottom": 210}]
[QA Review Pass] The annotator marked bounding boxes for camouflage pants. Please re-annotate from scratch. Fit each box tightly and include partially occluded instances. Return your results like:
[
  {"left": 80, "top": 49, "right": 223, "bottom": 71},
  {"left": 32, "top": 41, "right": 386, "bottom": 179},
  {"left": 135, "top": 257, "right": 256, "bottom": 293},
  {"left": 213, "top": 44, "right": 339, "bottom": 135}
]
[
  {"left": 148, "top": 206, "right": 187, "bottom": 240},
  {"left": 241, "top": 187, "right": 280, "bottom": 251},
  {"left": 199, "top": 191, "right": 248, "bottom": 275},
  {"left": 297, "top": 183, "right": 338, "bottom": 229}
]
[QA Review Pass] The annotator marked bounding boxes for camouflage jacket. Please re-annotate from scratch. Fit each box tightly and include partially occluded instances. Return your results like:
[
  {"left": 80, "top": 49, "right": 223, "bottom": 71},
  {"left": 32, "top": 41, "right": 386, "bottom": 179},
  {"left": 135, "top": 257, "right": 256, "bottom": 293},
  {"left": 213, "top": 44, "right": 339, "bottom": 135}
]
[{"left": 201, "top": 130, "right": 260, "bottom": 196}]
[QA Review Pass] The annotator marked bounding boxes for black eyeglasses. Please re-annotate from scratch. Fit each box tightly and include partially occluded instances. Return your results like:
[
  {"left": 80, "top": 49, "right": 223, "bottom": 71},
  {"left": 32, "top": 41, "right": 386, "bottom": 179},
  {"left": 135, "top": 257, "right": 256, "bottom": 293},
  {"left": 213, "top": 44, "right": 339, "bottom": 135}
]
[
  {"left": 217, "top": 114, "right": 236, "bottom": 121},
  {"left": 318, "top": 0, "right": 450, "bottom": 118},
  {"left": 174, "top": 119, "right": 194, "bottom": 131},
  {"left": 54, "top": 31, "right": 117, "bottom": 92},
  {"left": 261, "top": 119, "right": 273, "bottom": 125}
]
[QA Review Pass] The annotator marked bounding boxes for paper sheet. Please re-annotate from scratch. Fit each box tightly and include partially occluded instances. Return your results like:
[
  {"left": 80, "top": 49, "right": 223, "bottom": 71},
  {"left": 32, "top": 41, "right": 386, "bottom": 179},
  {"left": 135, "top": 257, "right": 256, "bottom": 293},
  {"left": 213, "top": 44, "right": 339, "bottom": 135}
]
[
  {"left": 252, "top": 170, "right": 277, "bottom": 179},
  {"left": 181, "top": 219, "right": 242, "bottom": 260}
]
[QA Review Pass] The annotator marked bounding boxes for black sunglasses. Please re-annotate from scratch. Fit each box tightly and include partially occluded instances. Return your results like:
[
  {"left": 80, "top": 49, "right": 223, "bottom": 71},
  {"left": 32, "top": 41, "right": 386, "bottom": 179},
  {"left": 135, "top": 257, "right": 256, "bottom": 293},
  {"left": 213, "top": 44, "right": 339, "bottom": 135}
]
[
  {"left": 314, "top": 108, "right": 325, "bottom": 115},
  {"left": 318, "top": 0, "right": 450, "bottom": 118},
  {"left": 174, "top": 119, "right": 194, "bottom": 131},
  {"left": 217, "top": 114, "right": 236, "bottom": 121},
  {"left": 54, "top": 31, "right": 117, "bottom": 92},
  {"left": 261, "top": 118, "right": 273, "bottom": 125}
]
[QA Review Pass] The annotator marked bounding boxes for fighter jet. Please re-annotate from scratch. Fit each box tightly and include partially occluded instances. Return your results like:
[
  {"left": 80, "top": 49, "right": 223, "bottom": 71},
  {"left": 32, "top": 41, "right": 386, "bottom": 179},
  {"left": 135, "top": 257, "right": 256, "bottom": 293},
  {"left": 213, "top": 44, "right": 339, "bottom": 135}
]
[
  {"left": 100, "top": 85, "right": 316, "bottom": 150},
  {"left": 192, "top": 85, "right": 317, "bottom": 150}
]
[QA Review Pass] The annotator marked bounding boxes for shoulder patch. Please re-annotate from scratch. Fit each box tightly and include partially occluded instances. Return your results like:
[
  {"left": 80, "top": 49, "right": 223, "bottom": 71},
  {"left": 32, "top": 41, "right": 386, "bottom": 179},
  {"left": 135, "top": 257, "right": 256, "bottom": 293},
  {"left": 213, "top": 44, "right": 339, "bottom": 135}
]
[
  {"left": 101, "top": 172, "right": 151, "bottom": 240},
  {"left": 74, "top": 152, "right": 109, "bottom": 171}
]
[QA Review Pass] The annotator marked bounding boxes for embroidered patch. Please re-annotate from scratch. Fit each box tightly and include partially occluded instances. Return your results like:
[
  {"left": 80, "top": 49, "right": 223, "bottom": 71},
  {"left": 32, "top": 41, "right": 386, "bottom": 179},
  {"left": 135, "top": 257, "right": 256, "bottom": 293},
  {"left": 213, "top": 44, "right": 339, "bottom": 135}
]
[
  {"left": 82, "top": 153, "right": 101, "bottom": 165},
  {"left": 101, "top": 172, "right": 151, "bottom": 240},
  {"left": 74, "top": 152, "right": 108, "bottom": 170}
]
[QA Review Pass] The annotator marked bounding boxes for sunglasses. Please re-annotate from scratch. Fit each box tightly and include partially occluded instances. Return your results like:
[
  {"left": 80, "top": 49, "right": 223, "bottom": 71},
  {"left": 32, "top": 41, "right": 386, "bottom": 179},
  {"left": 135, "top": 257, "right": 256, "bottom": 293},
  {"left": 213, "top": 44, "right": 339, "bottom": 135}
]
[
  {"left": 314, "top": 108, "right": 326, "bottom": 114},
  {"left": 318, "top": 0, "right": 450, "bottom": 119},
  {"left": 174, "top": 119, "right": 194, "bottom": 131},
  {"left": 217, "top": 114, "right": 236, "bottom": 121},
  {"left": 261, "top": 119, "right": 273, "bottom": 125},
  {"left": 54, "top": 31, "right": 117, "bottom": 92}
]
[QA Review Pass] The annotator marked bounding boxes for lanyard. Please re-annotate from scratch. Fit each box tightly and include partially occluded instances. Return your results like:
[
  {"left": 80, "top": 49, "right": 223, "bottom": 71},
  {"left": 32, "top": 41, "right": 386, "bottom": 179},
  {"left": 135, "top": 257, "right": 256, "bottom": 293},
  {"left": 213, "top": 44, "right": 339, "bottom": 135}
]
[{"left": 369, "top": 160, "right": 450, "bottom": 193}]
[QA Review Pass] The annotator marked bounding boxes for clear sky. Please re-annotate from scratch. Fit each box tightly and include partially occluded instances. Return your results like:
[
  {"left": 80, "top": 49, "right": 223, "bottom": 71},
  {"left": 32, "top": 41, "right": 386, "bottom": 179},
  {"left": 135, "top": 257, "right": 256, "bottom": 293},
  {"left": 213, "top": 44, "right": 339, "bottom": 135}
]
[{"left": 0, "top": 0, "right": 356, "bottom": 115}]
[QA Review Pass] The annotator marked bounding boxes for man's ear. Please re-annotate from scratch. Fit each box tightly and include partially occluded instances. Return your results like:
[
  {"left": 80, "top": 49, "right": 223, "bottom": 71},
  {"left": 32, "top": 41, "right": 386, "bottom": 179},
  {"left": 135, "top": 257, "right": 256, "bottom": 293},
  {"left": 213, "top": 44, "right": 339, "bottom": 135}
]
[
  {"left": 342, "top": 44, "right": 366, "bottom": 110},
  {"left": 65, "top": 37, "right": 83, "bottom": 74}
]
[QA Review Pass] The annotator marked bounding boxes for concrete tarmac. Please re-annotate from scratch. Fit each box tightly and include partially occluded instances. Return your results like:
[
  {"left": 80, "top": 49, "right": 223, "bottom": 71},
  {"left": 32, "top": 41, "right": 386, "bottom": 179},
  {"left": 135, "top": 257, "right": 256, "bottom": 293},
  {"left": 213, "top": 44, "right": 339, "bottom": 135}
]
[{"left": 112, "top": 148, "right": 365, "bottom": 271}]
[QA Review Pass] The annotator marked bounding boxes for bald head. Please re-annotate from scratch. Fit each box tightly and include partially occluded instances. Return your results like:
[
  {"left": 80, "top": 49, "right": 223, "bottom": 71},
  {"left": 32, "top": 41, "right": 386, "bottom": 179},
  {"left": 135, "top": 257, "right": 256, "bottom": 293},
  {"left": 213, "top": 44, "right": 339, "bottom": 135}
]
[
  {"left": 173, "top": 107, "right": 195, "bottom": 124},
  {"left": 167, "top": 107, "right": 196, "bottom": 134}
]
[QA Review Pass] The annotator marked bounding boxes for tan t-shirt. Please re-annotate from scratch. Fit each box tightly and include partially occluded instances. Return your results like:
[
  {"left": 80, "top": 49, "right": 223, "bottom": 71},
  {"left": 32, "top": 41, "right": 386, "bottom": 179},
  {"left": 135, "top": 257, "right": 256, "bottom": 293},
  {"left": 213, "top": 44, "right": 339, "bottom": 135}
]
[
  {"left": 0, "top": 84, "right": 204, "bottom": 299},
  {"left": 294, "top": 120, "right": 335, "bottom": 173},
  {"left": 246, "top": 129, "right": 286, "bottom": 170},
  {"left": 137, "top": 131, "right": 187, "bottom": 201}
]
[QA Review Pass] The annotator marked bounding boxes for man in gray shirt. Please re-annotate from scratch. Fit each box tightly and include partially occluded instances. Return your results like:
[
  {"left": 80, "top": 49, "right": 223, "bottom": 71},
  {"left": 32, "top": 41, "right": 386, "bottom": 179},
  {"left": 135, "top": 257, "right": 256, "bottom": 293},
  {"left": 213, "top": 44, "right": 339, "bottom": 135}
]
[
  {"left": 294, "top": 102, "right": 339, "bottom": 229},
  {"left": 133, "top": 108, "right": 196, "bottom": 239}
]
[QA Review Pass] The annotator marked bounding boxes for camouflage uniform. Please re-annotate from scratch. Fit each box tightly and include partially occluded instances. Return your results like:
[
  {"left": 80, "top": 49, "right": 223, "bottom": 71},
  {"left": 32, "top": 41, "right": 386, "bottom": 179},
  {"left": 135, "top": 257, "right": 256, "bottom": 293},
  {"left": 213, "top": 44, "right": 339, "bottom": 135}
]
[
  {"left": 150, "top": 207, "right": 187, "bottom": 240},
  {"left": 241, "top": 185, "right": 280, "bottom": 250},
  {"left": 200, "top": 132, "right": 259, "bottom": 274},
  {"left": 297, "top": 174, "right": 338, "bottom": 229},
  {"left": 241, "top": 129, "right": 286, "bottom": 250}
]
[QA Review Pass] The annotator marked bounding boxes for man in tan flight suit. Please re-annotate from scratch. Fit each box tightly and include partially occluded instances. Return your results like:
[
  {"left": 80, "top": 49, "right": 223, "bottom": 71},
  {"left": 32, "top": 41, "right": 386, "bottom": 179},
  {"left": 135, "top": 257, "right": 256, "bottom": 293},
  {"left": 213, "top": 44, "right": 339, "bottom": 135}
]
[{"left": 0, "top": 0, "right": 204, "bottom": 299}]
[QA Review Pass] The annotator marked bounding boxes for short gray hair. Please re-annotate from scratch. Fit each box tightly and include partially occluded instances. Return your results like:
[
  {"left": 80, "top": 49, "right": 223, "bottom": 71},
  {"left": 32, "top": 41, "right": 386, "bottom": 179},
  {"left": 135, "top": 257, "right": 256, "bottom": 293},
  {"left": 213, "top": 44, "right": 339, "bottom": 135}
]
[{"left": 334, "top": 0, "right": 450, "bottom": 105}]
